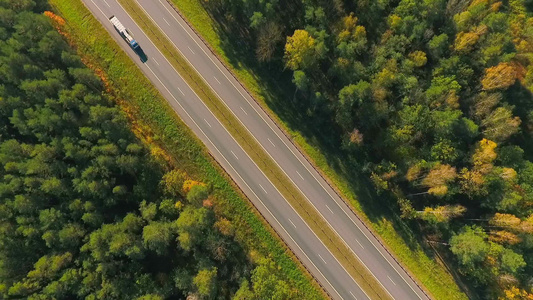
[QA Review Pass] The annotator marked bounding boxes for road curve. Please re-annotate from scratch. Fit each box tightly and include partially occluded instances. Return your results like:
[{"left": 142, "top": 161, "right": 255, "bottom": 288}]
[{"left": 81, "top": 0, "right": 432, "bottom": 299}]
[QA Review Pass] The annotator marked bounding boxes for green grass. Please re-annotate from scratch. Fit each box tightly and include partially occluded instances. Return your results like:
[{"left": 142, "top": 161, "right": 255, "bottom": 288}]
[
  {"left": 110, "top": 0, "right": 392, "bottom": 298},
  {"left": 47, "top": 1, "right": 326, "bottom": 299},
  {"left": 168, "top": 0, "right": 469, "bottom": 299}
]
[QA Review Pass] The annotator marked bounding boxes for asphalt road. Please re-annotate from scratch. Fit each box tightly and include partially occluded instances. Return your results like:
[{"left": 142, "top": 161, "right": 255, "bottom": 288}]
[{"left": 82, "top": 0, "right": 432, "bottom": 299}]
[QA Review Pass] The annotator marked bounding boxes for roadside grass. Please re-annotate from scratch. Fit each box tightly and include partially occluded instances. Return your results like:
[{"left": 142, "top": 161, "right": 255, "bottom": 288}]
[
  {"left": 168, "top": 0, "right": 468, "bottom": 299},
  {"left": 47, "top": 1, "right": 326, "bottom": 299},
  {"left": 112, "top": 0, "right": 393, "bottom": 298}
]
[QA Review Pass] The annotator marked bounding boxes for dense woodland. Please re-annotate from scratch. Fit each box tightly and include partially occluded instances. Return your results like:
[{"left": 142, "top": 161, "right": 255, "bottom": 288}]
[
  {"left": 0, "top": 1, "right": 298, "bottom": 299},
  {"left": 199, "top": 0, "right": 533, "bottom": 298}
]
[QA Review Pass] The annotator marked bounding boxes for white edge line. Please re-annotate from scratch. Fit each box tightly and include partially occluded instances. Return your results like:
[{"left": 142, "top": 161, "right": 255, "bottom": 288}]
[{"left": 90, "top": 0, "right": 107, "bottom": 18}]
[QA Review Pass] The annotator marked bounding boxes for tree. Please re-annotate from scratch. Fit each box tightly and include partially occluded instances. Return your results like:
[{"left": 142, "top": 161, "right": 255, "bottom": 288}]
[
  {"left": 450, "top": 226, "right": 490, "bottom": 267},
  {"left": 186, "top": 185, "right": 209, "bottom": 207},
  {"left": 472, "top": 138, "right": 498, "bottom": 174},
  {"left": 284, "top": 30, "right": 318, "bottom": 70},
  {"left": 175, "top": 207, "right": 212, "bottom": 251},
  {"left": 481, "top": 107, "right": 521, "bottom": 142},
  {"left": 420, "top": 205, "right": 466, "bottom": 223},
  {"left": 255, "top": 22, "right": 282, "bottom": 63},
  {"left": 193, "top": 268, "right": 217, "bottom": 298},
  {"left": 161, "top": 169, "right": 187, "bottom": 196},
  {"left": 421, "top": 164, "right": 457, "bottom": 196},
  {"left": 482, "top": 63, "right": 518, "bottom": 90},
  {"left": 292, "top": 70, "right": 309, "bottom": 100},
  {"left": 142, "top": 221, "right": 173, "bottom": 255},
  {"left": 500, "top": 248, "right": 526, "bottom": 274}
]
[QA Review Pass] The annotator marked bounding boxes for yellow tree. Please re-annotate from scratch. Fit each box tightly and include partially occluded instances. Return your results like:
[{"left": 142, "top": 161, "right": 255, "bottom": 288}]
[
  {"left": 472, "top": 138, "right": 498, "bottom": 174},
  {"left": 420, "top": 205, "right": 466, "bottom": 222},
  {"left": 482, "top": 62, "right": 518, "bottom": 90},
  {"left": 421, "top": 164, "right": 457, "bottom": 196},
  {"left": 284, "top": 29, "right": 317, "bottom": 70},
  {"left": 489, "top": 230, "right": 521, "bottom": 245},
  {"left": 459, "top": 168, "right": 487, "bottom": 197},
  {"left": 500, "top": 286, "right": 533, "bottom": 300}
]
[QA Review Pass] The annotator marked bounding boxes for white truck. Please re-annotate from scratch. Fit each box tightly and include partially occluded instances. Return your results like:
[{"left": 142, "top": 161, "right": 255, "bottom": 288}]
[{"left": 109, "top": 16, "right": 140, "bottom": 50}]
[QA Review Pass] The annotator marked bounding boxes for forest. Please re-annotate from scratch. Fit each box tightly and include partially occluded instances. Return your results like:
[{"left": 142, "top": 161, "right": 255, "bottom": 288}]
[
  {"left": 195, "top": 0, "right": 533, "bottom": 298},
  {"left": 0, "top": 0, "right": 300, "bottom": 299}
]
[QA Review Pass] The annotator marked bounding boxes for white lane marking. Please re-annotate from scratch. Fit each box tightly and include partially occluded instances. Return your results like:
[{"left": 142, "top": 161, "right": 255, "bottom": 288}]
[
  {"left": 102, "top": 0, "right": 111, "bottom": 7},
  {"left": 388, "top": 275, "right": 397, "bottom": 286},
  {"left": 152, "top": 58, "right": 160, "bottom": 66},
  {"left": 325, "top": 204, "right": 334, "bottom": 214},
  {"left": 240, "top": 106, "right": 248, "bottom": 115},
  {"left": 356, "top": 239, "right": 365, "bottom": 249},
  {"left": 350, "top": 291, "right": 357, "bottom": 299},
  {"left": 204, "top": 119, "right": 211, "bottom": 128},
  {"left": 258, "top": 184, "right": 267, "bottom": 194},
  {"left": 214, "top": 76, "right": 221, "bottom": 84},
  {"left": 163, "top": 17, "right": 170, "bottom": 26},
  {"left": 230, "top": 150, "right": 239, "bottom": 160},
  {"left": 187, "top": 46, "right": 195, "bottom": 54},
  {"left": 288, "top": 218, "right": 297, "bottom": 228},
  {"left": 318, "top": 254, "right": 327, "bottom": 264},
  {"left": 296, "top": 170, "right": 304, "bottom": 180},
  {"left": 177, "top": 87, "right": 185, "bottom": 96},
  {"left": 142, "top": 61, "right": 344, "bottom": 300},
  {"left": 90, "top": 0, "right": 107, "bottom": 18},
  {"left": 268, "top": 138, "right": 276, "bottom": 147}
]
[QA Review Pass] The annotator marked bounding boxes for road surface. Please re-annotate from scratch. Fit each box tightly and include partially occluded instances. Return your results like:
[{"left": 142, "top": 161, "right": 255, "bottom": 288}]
[{"left": 81, "top": 0, "right": 432, "bottom": 299}]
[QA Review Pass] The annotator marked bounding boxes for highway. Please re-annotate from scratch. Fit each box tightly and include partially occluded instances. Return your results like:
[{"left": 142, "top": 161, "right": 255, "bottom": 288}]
[{"left": 82, "top": 0, "right": 432, "bottom": 299}]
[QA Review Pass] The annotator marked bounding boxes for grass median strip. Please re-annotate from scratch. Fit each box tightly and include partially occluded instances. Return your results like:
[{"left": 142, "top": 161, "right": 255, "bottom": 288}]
[{"left": 116, "top": 0, "right": 393, "bottom": 298}]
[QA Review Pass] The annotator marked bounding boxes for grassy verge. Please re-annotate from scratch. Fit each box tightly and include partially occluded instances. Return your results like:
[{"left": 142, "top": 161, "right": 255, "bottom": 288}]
[
  {"left": 168, "top": 0, "right": 468, "bottom": 299},
  {"left": 47, "top": 0, "right": 325, "bottom": 299},
  {"left": 113, "top": 0, "right": 391, "bottom": 298}
]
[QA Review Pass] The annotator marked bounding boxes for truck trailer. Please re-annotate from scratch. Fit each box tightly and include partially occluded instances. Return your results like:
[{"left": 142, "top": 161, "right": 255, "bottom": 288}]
[{"left": 109, "top": 16, "right": 140, "bottom": 51}]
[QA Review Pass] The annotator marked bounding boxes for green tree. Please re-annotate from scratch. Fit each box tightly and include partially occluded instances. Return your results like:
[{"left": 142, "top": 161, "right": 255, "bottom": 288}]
[
  {"left": 450, "top": 226, "right": 489, "bottom": 267},
  {"left": 193, "top": 268, "right": 217, "bottom": 298}
]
